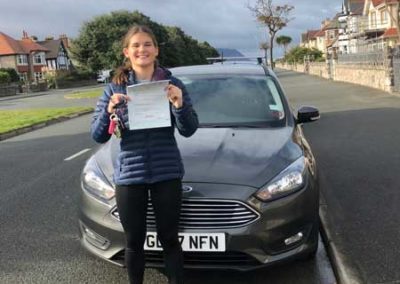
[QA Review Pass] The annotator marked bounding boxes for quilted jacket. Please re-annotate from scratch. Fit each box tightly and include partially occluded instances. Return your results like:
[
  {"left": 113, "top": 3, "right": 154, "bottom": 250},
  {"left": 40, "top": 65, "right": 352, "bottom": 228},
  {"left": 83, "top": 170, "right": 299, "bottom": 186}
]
[{"left": 90, "top": 67, "right": 199, "bottom": 185}]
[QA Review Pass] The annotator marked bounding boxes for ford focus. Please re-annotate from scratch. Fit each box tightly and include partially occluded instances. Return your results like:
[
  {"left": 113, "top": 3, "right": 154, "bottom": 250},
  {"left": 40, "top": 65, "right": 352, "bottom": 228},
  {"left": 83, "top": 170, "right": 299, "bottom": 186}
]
[{"left": 79, "top": 63, "right": 320, "bottom": 270}]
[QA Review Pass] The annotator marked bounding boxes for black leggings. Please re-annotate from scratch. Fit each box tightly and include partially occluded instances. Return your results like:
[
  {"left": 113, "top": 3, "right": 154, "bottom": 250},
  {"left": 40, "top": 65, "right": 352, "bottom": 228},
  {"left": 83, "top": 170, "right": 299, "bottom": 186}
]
[{"left": 116, "top": 179, "right": 183, "bottom": 284}]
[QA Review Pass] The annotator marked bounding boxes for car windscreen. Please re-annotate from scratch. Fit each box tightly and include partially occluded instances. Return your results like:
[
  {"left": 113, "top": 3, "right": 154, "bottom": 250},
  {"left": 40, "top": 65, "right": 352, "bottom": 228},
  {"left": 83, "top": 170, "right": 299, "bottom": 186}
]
[{"left": 177, "top": 74, "right": 286, "bottom": 128}]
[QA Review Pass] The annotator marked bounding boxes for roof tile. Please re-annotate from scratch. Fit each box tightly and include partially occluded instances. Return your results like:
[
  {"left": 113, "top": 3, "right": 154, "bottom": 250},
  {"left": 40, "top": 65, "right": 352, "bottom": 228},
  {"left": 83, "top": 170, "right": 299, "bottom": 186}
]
[{"left": 0, "top": 32, "right": 26, "bottom": 55}]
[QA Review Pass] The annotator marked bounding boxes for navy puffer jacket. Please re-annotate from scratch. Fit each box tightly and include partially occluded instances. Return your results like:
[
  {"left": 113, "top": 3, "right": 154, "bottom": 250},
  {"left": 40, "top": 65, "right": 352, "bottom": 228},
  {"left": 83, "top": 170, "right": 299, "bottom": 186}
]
[{"left": 91, "top": 67, "right": 199, "bottom": 185}]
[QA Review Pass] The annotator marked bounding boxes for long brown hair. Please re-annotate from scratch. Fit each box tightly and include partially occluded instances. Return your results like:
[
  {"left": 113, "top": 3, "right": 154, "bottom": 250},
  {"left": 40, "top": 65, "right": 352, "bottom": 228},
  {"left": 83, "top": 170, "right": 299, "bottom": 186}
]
[{"left": 112, "top": 25, "right": 158, "bottom": 84}]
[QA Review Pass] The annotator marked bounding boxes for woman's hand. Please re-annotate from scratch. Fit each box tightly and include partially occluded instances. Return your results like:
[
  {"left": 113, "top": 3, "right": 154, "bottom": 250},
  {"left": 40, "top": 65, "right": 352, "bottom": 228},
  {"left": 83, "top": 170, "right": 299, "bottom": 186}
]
[
  {"left": 107, "top": 93, "right": 130, "bottom": 113},
  {"left": 166, "top": 84, "right": 183, "bottom": 109}
]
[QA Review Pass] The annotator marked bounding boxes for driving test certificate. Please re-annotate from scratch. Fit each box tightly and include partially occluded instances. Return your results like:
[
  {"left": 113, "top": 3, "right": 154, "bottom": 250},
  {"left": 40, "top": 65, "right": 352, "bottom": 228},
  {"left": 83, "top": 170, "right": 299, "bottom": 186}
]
[{"left": 126, "top": 80, "right": 171, "bottom": 130}]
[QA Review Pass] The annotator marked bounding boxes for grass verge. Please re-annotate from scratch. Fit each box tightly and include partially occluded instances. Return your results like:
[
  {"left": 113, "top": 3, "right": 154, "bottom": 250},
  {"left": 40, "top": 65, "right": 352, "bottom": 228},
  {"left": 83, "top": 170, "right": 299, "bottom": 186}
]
[
  {"left": 0, "top": 107, "right": 93, "bottom": 134},
  {"left": 64, "top": 87, "right": 103, "bottom": 99}
]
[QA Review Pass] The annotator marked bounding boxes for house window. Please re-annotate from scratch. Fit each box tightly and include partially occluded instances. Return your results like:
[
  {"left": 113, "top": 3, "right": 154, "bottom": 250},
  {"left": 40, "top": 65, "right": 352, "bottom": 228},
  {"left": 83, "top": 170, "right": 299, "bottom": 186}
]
[
  {"left": 33, "top": 53, "right": 45, "bottom": 64},
  {"left": 17, "top": 55, "right": 28, "bottom": 65},
  {"left": 34, "top": 72, "right": 44, "bottom": 81},
  {"left": 381, "top": 10, "right": 387, "bottom": 24},
  {"left": 19, "top": 72, "right": 28, "bottom": 81},
  {"left": 58, "top": 56, "right": 66, "bottom": 65},
  {"left": 371, "top": 12, "right": 377, "bottom": 28}
]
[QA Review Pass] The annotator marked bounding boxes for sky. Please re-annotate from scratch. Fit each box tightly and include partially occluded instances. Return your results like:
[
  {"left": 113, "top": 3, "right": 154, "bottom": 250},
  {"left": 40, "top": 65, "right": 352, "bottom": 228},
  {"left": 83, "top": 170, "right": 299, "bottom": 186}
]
[{"left": 0, "top": 0, "right": 342, "bottom": 58}]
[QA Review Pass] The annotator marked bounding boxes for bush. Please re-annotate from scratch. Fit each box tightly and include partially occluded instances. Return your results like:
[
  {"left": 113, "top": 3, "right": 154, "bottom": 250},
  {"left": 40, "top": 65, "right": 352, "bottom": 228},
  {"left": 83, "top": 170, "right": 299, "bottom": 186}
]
[
  {"left": 45, "top": 68, "right": 97, "bottom": 89},
  {"left": 284, "top": 46, "right": 324, "bottom": 64},
  {"left": 44, "top": 72, "right": 58, "bottom": 89},
  {"left": 57, "top": 69, "right": 96, "bottom": 82},
  {"left": 0, "top": 71, "right": 11, "bottom": 84},
  {"left": 0, "top": 68, "right": 19, "bottom": 82}
]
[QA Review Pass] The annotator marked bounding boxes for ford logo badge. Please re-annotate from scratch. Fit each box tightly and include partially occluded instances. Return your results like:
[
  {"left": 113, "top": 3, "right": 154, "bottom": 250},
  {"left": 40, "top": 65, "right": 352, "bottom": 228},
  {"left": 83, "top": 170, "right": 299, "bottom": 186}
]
[{"left": 182, "top": 185, "right": 193, "bottom": 193}]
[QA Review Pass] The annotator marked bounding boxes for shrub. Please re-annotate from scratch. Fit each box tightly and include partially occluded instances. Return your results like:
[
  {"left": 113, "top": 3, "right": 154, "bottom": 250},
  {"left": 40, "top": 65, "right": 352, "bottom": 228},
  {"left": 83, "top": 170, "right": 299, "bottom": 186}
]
[
  {"left": 44, "top": 72, "right": 58, "bottom": 89},
  {"left": 0, "top": 68, "right": 19, "bottom": 82},
  {"left": 284, "top": 47, "right": 324, "bottom": 64},
  {"left": 0, "top": 71, "right": 11, "bottom": 84}
]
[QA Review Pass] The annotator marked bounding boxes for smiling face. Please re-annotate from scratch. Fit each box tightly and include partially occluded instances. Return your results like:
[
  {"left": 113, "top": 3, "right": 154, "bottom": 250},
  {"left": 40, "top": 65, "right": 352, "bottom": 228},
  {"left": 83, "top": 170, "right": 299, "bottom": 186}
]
[{"left": 123, "top": 32, "right": 159, "bottom": 70}]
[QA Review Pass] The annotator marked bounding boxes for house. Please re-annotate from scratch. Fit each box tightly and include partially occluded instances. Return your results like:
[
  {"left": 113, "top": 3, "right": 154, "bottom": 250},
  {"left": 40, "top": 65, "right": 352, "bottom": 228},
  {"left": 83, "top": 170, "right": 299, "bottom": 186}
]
[
  {"left": 315, "top": 29, "right": 327, "bottom": 55},
  {"left": 361, "top": 0, "right": 399, "bottom": 49},
  {"left": 0, "top": 31, "right": 48, "bottom": 82},
  {"left": 324, "top": 15, "right": 341, "bottom": 58},
  {"left": 38, "top": 34, "right": 72, "bottom": 71},
  {"left": 338, "top": 0, "right": 365, "bottom": 53},
  {"left": 300, "top": 30, "right": 320, "bottom": 49}
]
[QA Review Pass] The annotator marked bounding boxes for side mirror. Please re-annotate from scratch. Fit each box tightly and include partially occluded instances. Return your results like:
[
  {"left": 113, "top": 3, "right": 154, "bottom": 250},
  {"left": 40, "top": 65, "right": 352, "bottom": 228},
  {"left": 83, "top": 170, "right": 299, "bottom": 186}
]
[{"left": 297, "top": 106, "right": 320, "bottom": 123}]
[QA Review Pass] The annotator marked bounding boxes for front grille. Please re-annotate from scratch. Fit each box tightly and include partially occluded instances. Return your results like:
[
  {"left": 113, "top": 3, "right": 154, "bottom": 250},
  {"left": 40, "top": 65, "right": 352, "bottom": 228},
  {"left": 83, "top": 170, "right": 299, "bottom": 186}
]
[
  {"left": 111, "top": 198, "right": 260, "bottom": 229},
  {"left": 112, "top": 250, "right": 261, "bottom": 268}
]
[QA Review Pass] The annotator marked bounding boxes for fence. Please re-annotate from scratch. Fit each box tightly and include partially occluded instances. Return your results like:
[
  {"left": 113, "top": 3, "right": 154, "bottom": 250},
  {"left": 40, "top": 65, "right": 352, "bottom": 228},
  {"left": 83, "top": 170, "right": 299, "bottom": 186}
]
[
  {"left": 0, "top": 83, "right": 20, "bottom": 97},
  {"left": 337, "top": 50, "right": 386, "bottom": 65}
]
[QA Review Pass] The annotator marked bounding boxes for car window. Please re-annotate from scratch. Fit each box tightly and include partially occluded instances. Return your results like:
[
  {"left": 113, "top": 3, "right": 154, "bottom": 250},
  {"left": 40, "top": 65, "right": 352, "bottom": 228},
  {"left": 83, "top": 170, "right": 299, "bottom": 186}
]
[{"left": 179, "top": 74, "right": 285, "bottom": 127}]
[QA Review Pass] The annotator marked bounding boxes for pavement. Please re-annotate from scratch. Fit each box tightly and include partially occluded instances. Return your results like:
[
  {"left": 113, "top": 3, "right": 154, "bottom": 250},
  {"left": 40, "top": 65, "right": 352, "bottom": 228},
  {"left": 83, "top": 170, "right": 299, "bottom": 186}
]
[{"left": 277, "top": 68, "right": 400, "bottom": 284}]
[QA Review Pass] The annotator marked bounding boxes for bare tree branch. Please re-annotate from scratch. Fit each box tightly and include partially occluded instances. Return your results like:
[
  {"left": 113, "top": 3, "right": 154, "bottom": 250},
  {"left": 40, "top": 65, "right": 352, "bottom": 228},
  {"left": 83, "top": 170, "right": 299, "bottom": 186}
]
[{"left": 248, "top": 0, "right": 294, "bottom": 68}]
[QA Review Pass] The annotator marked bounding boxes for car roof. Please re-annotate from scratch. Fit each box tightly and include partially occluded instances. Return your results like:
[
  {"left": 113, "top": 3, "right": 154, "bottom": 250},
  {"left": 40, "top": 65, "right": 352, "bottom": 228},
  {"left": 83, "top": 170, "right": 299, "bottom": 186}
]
[{"left": 170, "top": 63, "right": 271, "bottom": 77}]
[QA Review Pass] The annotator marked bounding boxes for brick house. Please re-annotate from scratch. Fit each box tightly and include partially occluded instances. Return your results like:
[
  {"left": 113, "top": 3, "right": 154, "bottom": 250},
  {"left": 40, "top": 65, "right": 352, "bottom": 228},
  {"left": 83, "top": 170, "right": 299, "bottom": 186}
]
[{"left": 0, "top": 31, "right": 48, "bottom": 82}]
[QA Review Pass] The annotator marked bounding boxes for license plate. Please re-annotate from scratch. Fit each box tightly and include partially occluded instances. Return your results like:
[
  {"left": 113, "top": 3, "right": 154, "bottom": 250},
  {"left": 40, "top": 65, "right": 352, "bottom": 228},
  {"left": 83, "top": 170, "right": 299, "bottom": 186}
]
[{"left": 144, "top": 232, "right": 226, "bottom": 252}]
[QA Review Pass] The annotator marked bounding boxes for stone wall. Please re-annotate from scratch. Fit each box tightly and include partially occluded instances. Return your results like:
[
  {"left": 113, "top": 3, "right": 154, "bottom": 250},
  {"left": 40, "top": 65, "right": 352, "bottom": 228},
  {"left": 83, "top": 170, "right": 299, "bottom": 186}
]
[
  {"left": 334, "top": 64, "right": 391, "bottom": 92},
  {"left": 276, "top": 60, "right": 392, "bottom": 93},
  {"left": 308, "top": 62, "right": 330, "bottom": 79},
  {"left": 277, "top": 62, "right": 305, "bottom": 73}
]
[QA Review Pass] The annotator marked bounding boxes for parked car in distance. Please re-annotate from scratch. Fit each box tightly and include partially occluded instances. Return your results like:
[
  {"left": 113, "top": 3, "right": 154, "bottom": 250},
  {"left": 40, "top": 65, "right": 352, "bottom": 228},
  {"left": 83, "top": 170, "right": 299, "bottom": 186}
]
[
  {"left": 97, "top": 69, "right": 112, "bottom": 83},
  {"left": 79, "top": 63, "right": 320, "bottom": 271}
]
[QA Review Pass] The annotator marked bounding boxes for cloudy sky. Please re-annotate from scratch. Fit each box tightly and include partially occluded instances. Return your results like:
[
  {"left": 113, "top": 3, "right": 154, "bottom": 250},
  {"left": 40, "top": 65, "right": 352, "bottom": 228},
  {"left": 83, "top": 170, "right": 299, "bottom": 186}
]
[{"left": 0, "top": 0, "right": 342, "bottom": 57}]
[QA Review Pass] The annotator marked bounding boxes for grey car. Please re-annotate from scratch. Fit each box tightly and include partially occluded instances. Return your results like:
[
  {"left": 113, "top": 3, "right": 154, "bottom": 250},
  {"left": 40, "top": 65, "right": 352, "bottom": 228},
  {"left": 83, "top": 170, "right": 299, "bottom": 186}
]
[{"left": 79, "top": 63, "right": 320, "bottom": 271}]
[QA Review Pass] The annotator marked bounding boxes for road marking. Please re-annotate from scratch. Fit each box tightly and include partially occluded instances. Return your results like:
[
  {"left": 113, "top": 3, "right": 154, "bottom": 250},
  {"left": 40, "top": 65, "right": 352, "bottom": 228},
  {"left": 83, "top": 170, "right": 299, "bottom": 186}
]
[{"left": 64, "top": 148, "right": 91, "bottom": 161}]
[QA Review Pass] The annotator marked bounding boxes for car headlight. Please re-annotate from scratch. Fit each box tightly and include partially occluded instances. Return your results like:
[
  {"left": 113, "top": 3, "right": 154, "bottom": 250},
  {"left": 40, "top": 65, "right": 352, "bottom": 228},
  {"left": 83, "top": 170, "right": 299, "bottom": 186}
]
[
  {"left": 81, "top": 157, "right": 115, "bottom": 204},
  {"left": 255, "top": 156, "right": 306, "bottom": 201}
]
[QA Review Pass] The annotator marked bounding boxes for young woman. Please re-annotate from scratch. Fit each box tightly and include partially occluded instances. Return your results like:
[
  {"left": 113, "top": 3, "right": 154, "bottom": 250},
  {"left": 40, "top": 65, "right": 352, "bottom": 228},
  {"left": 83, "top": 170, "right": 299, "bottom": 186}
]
[{"left": 91, "top": 25, "right": 198, "bottom": 284}]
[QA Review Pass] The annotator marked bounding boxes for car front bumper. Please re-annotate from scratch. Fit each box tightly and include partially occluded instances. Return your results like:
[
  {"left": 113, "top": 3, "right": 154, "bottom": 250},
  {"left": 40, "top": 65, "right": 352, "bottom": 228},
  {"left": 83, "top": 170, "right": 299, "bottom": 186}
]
[{"left": 78, "top": 178, "right": 319, "bottom": 271}]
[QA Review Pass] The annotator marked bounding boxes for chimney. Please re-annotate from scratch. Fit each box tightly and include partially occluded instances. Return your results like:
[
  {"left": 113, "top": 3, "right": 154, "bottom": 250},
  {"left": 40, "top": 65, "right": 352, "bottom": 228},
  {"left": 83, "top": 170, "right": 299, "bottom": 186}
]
[
  {"left": 59, "top": 34, "right": 69, "bottom": 48},
  {"left": 22, "top": 30, "right": 28, "bottom": 39}
]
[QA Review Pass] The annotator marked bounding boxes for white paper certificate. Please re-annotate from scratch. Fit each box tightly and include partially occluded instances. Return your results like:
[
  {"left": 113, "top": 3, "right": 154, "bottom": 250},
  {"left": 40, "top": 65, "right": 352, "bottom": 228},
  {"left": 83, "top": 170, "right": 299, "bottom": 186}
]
[{"left": 126, "top": 80, "right": 171, "bottom": 130}]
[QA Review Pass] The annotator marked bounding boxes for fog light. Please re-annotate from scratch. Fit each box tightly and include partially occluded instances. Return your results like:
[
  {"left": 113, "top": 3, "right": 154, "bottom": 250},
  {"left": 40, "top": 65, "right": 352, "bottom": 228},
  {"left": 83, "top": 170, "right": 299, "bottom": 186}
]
[
  {"left": 284, "top": 232, "right": 303, "bottom": 246},
  {"left": 81, "top": 224, "right": 110, "bottom": 250}
]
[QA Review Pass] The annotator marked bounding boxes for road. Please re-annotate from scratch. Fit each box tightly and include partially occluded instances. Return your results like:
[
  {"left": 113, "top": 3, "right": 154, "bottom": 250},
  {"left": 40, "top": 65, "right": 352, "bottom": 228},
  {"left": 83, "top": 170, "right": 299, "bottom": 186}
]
[
  {"left": 0, "top": 85, "right": 336, "bottom": 283},
  {"left": 277, "top": 69, "right": 400, "bottom": 283}
]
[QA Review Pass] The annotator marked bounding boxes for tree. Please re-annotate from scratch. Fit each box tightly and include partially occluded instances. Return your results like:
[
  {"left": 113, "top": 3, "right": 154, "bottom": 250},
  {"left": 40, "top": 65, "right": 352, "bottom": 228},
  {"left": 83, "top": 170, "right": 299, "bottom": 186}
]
[
  {"left": 70, "top": 10, "right": 218, "bottom": 72},
  {"left": 259, "top": 42, "right": 270, "bottom": 65},
  {"left": 248, "top": 0, "right": 294, "bottom": 69},
  {"left": 276, "top": 35, "right": 292, "bottom": 56}
]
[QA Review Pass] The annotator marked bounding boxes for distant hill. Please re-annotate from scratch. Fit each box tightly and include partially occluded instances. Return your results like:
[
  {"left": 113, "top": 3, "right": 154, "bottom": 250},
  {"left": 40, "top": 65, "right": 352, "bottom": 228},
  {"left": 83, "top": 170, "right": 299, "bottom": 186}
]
[{"left": 216, "top": 48, "right": 245, "bottom": 57}]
